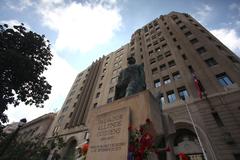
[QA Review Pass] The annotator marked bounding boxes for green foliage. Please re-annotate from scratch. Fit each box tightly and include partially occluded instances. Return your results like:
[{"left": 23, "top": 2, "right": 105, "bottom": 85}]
[
  {"left": 0, "top": 23, "right": 53, "bottom": 124},
  {"left": 0, "top": 134, "right": 65, "bottom": 160}
]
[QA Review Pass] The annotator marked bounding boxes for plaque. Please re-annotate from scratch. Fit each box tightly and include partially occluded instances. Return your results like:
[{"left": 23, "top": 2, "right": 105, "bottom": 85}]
[{"left": 86, "top": 107, "right": 129, "bottom": 160}]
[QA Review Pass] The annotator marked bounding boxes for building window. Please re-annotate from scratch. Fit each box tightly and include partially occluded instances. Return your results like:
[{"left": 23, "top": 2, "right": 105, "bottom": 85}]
[
  {"left": 216, "top": 73, "right": 233, "bottom": 86},
  {"left": 205, "top": 58, "right": 218, "bottom": 67},
  {"left": 178, "top": 86, "right": 189, "bottom": 100},
  {"left": 155, "top": 47, "right": 161, "bottom": 52},
  {"left": 93, "top": 103, "right": 98, "bottom": 108},
  {"left": 168, "top": 60, "right": 176, "bottom": 67},
  {"left": 164, "top": 51, "right": 171, "bottom": 57},
  {"left": 107, "top": 97, "right": 113, "bottom": 103},
  {"left": 149, "top": 50, "right": 154, "bottom": 55},
  {"left": 62, "top": 106, "right": 68, "bottom": 112},
  {"left": 160, "top": 64, "right": 167, "bottom": 71},
  {"left": 69, "top": 112, "right": 73, "bottom": 118},
  {"left": 163, "top": 76, "right": 171, "bottom": 84},
  {"left": 101, "top": 75, "right": 104, "bottom": 80},
  {"left": 167, "top": 90, "right": 176, "bottom": 103},
  {"left": 103, "top": 68, "right": 106, "bottom": 73},
  {"left": 162, "top": 43, "right": 167, "bottom": 48},
  {"left": 157, "top": 55, "right": 164, "bottom": 61},
  {"left": 152, "top": 68, "right": 158, "bottom": 74},
  {"left": 98, "top": 83, "right": 102, "bottom": 88},
  {"left": 196, "top": 47, "right": 206, "bottom": 54},
  {"left": 111, "top": 77, "right": 118, "bottom": 84},
  {"left": 172, "top": 71, "right": 181, "bottom": 80},
  {"left": 173, "top": 38, "right": 176, "bottom": 42},
  {"left": 96, "top": 92, "right": 100, "bottom": 98},
  {"left": 180, "top": 25, "right": 187, "bottom": 30},
  {"left": 147, "top": 43, "right": 152, "bottom": 48},
  {"left": 184, "top": 31, "right": 192, "bottom": 37},
  {"left": 152, "top": 35, "right": 156, "bottom": 39},
  {"left": 176, "top": 20, "right": 182, "bottom": 25},
  {"left": 109, "top": 87, "right": 114, "bottom": 94},
  {"left": 159, "top": 93, "right": 164, "bottom": 104},
  {"left": 190, "top": 38, "right": 199, "bottom": 44},
  {"left": 154, "top": 79, "right": 161, "bottom": 88},
  {"left": 177, "top": 45, "right": 181, "bottom": 50},
  {"left": 153, "top": 41, "right": 158, "bottom": 46},
  {"left": 182, "top": 54, "right": 187, "bottom": 60},
  {"left": 169, "top": 32, "right": 173, "bottom": 36},
  {"left": 171, "top": 15, "right": 178, "bottom": 20},
  {"left": 159, "top": 37, "right": 165, "bottom": 42},
  {"left": 150, "top": 58, "right": 156, "bottom": 65},
  {"left": 212, "top": 112, "right": 224, "bottom": 127},
  {"left": 58, "top": 116, "right": 64, "bottom": 123},
  {"left": 64, "top": 123, "right": 69, "bottom": 129},
  {"left": 144, "top": 26, "right": 148, "bottom": 32}
]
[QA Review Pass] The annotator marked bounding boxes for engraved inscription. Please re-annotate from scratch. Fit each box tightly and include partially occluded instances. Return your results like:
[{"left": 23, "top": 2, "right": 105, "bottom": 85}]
[{"left": 96, "top": 111, "right": 123, "bottom": 141}]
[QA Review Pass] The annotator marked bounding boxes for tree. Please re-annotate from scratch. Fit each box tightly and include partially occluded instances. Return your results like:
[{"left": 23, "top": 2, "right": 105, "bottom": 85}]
[
  {"left": 0, "top": 23, "right": 53, "bottom": 125},
  {"left": 0, "top": 134, "right": 65, "bottom": 160}
]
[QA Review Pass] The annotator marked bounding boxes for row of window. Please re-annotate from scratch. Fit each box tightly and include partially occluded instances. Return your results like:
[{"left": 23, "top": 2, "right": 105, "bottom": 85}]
[
  {"left": 152, "top": 61, "right": 177, "bottom": 74},
  {"left": 154, "top": 71, "right": 181, "bottom": 87},
  {"left": 160, "top": 86, "right": 189, "bottom": 104}
]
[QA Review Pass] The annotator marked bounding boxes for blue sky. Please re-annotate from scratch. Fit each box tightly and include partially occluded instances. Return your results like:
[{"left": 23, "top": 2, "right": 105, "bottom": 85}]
[{"left": 1, "top": 0, "right": 240, "bottom": 123}]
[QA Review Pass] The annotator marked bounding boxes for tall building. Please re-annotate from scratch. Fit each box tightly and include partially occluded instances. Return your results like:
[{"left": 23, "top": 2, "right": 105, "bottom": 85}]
[{"left": 45, "top": 12, "right": 240, "bottom": 160}]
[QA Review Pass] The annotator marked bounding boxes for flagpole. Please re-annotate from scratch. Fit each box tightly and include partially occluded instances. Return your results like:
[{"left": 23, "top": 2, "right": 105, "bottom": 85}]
[{"left": 183, "top": 99, "right": 208, "bottom": 160}]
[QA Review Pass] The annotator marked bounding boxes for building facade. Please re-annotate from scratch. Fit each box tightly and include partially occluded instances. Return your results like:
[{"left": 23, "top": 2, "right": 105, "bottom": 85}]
[
  {"left": 17, "top": 113, "right": 56, "bottom": 143},
  {"left": 45, "top": 12, "right": 240, "bottom": 160}
]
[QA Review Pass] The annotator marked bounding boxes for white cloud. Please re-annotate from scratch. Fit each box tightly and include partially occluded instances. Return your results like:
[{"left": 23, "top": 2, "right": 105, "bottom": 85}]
[
  {"left": 229, "top": 3, "right": 240, "bottom": 11},
  {"left": 4, "top": 0, "right": 122, "bottom": 53},
  {"left": 36, "top": 1, "right": 122, "bottom": 53},
  {"left": 6, "top": 0, "right": 33, "bottom": 12},
  {"left": 210, "top": 28, "right": 240, "bottom": 57},
  {"left": 193, "top": 4, "right": 212, "bottom": 24},
  {"left": 5, "top": 51, "right": 78, "bottom": 123}
]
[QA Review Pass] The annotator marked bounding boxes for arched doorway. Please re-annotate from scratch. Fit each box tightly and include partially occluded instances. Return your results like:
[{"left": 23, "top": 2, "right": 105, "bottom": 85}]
[
  {"left": 62, "top": 138, "right": 77, "bottom": 160},
  {"left": 173, "top": 129, "right": 204, "bottom": 160}
]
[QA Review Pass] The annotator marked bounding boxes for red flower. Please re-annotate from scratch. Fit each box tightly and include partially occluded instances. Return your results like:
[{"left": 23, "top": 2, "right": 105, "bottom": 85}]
[
  {"left": 140, "top": 133, "right": 153, "bottom": 149},
  {"left": 179, "top": 152, "right": 189, "bottom": 160},
  {"left": 146, "top": 118, "right": 151, "bottom": 124}
]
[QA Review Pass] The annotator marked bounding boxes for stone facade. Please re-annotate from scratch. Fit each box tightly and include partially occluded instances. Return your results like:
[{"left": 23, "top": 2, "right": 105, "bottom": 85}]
[
  {"left": 17, "top": 113, "right": 55, "bottom": 143},
  {"left": 45, "top": 11, "right": 240, "bottom": 160}
]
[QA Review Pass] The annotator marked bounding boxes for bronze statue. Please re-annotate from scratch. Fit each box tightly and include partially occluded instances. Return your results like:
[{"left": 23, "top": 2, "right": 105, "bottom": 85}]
[{"left": 114, "top": 57, "right": 146, "bottom": 100}]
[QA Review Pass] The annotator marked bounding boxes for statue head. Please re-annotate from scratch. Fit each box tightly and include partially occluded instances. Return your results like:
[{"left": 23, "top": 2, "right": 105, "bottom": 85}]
[{"left": 127, "top": 57, "right": 136, "bottom": 65}]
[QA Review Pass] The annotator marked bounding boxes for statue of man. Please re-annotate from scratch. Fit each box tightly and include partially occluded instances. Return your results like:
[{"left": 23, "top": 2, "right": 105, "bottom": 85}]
[{"left": 114, "top": 57, "right": 146, "bottom": 100}]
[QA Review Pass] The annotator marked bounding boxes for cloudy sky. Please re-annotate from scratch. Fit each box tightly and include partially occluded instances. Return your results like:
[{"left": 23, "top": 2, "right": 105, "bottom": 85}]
[{"left": 1, "top": 0, "right": 240, "bottom": 123}]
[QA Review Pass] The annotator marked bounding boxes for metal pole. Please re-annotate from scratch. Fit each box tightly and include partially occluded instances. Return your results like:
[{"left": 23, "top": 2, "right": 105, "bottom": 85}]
[{"left": 184, "top": 100, "right": 208, "bottom": 160}]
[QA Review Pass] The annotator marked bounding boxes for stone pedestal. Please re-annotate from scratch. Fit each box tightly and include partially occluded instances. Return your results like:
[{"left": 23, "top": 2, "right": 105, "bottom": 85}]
[{"left": 86, "top": 91, "right": 174, "bottom": 160}]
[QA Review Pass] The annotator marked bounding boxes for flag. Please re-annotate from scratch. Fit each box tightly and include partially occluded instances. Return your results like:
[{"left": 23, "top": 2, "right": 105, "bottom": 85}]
[
  {"left": 192, "top": 73, "right": 205, "bottom": 99},
  {"left": 188, "top": 66, "right": 206, "bottom": 99}
]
